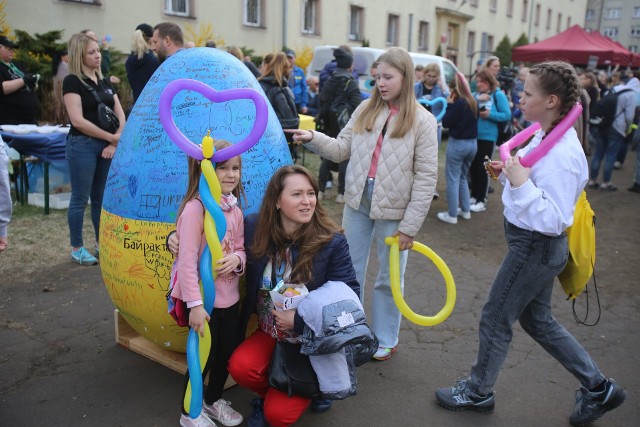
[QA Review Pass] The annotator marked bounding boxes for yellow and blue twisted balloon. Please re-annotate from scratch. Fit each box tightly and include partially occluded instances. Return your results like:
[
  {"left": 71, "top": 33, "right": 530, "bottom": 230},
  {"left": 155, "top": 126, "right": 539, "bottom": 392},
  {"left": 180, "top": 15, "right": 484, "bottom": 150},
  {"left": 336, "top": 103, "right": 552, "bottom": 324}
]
[{"left": 183, "top": 131, "right": 228, "bottom": 417}]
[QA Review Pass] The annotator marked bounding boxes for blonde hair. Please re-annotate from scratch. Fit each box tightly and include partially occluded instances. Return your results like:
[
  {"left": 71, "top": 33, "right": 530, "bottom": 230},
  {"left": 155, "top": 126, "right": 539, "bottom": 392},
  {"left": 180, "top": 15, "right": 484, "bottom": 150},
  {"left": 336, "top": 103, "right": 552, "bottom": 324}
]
[
  {"left": 353, "top": 47, "right": 417, "bottom": 138},
  {"left": 423, "top": 62, "right": 440, "bottom": 77},
  {"left": 259, "top": 52, "right": 290, "bottom": 86},
  {"left": 226, "top": 46, "right": 243, "bottom": 61},
  {"left": 67, "top": 33, "right": 103, "bottom": 80},
  {"left": 130, "top": 29, "right": 148, "bottom": 60}
]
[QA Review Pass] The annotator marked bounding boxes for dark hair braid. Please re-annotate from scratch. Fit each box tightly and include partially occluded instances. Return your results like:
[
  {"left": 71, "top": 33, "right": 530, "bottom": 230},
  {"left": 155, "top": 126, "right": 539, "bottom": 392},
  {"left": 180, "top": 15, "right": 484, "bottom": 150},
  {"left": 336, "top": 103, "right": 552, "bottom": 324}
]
[
  {"left": 517, "top": 61, "right": 580, "bottom": 150},
  {"left": 531, "top": 61, "right": 580, "bottom": 141}
]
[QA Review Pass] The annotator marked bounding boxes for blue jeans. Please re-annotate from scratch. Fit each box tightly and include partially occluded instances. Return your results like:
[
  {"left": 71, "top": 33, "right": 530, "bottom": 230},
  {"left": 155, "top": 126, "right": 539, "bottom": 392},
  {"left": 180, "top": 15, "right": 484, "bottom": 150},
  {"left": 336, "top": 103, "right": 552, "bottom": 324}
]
[
  {"left": 0, "top": 140, "right": 11, "bottom": 238},
  {"left": 342, "top": 178, "right": 407, "bottom": 349},
  {"left": 445, "top": 138, "right": 477, "bottom": 217},
  {"left": 468, "top": 220, "right": 604, "bottom": 395},
  {"left": 66, "top": 134, "right": 111, "bottom": 248},
  {"left": 590, "top": 127, "right": 624, "bottom": 183}
]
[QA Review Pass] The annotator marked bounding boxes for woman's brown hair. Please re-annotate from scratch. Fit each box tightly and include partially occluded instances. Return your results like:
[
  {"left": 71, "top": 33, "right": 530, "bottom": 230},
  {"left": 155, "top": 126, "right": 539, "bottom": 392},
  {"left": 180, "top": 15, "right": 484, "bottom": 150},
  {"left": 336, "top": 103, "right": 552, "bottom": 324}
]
[
  {"left": 449, "top": 72, "right": 477, "bottom": 117},
  {"left": 475, "top": 69, "right": 499, "bottom": 92},
  {"left": 518, "top": 61, "right": 581, "bottom": 150},
  {"left": 252, "top": 165, "right": 341, "bottom": 285}
]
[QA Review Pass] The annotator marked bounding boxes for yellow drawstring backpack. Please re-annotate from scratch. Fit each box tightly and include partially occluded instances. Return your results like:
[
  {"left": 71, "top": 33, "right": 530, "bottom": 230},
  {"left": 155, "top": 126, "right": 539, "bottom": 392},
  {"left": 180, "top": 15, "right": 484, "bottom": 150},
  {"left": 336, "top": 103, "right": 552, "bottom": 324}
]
[{"left": 558, "top": 191, "right": 599, "bottom": 325}]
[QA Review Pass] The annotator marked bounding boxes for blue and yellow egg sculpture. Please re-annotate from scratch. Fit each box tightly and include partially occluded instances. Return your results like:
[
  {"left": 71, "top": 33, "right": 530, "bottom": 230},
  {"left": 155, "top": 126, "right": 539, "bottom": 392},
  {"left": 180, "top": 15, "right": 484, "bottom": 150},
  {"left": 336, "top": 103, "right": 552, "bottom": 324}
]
[{"left": 100, "top": 48, "right": 292, "bottom": 351}]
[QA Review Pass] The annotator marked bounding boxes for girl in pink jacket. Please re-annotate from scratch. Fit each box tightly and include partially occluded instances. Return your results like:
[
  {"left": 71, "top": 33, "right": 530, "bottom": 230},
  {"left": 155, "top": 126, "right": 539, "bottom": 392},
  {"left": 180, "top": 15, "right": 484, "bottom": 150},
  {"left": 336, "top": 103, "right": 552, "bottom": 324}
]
[{"left": 172, "top": 140, "right": 246, "bottom": 427}]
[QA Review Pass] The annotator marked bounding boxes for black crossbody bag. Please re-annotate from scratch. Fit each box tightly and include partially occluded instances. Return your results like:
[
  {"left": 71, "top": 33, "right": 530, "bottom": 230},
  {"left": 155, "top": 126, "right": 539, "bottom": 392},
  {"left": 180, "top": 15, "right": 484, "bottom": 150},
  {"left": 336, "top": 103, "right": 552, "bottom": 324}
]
[{"left": 81, "top": 78, "right": 120, "bottom": 134}]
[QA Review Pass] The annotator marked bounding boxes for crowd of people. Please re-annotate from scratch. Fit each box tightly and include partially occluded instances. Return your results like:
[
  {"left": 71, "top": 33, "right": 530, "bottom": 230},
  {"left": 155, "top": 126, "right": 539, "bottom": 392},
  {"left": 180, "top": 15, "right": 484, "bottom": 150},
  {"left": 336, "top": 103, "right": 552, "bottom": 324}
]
[{"left": 0, "top": 23, "right": 635, "bottom": 427}]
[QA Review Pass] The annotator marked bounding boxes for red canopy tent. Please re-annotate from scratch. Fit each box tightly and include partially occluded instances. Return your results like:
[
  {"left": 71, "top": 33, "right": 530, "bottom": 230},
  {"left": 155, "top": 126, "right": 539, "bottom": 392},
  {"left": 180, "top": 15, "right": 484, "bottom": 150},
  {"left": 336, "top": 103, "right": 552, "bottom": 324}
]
[
  {"left": 588, "top": 31, "right": 635, "bottom": 66},
  {"left": 512, "top": 25, "right": 626, "bottom": 66}
]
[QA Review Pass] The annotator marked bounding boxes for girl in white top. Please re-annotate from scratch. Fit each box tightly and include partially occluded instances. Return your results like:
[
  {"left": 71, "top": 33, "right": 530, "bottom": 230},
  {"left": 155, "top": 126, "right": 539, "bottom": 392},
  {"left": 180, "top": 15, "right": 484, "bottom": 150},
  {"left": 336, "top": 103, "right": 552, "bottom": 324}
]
[{"left": 435, "top": 61, "right": 626, "bottom": 426}]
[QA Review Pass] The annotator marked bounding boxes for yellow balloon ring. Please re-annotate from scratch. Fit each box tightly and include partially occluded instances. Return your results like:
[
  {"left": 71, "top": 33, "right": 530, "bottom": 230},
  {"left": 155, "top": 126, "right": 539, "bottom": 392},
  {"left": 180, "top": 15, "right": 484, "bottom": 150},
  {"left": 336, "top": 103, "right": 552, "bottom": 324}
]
[{"left": 384, "top": 236, "right": 456, "bottom": 326}]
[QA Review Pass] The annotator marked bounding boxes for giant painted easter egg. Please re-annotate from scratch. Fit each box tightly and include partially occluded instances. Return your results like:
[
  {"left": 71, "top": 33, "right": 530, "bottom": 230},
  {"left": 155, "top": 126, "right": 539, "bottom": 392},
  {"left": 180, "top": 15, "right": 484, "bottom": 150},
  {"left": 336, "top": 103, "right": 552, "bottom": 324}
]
[{"left": 100, "top": 48, "right": 292, "bottom": 351}]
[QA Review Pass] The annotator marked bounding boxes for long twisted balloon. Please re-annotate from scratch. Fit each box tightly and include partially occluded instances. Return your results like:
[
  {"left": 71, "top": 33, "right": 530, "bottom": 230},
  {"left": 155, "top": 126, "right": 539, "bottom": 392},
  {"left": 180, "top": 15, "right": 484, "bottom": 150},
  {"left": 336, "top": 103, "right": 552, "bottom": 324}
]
[
  {"left": 183, "top": 131, "right": 228, "bottom": 417},
  {"left": 159, "top": 79, "right": 266, "bottom": 418}
]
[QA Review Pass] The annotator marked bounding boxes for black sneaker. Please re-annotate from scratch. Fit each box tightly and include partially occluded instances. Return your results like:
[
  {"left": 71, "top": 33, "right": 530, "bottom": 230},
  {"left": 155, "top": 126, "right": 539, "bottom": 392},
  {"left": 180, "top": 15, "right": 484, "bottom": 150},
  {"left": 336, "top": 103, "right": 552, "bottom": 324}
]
[
  {"left": 570, "top": 379, "right": 626, "bottom": 426},
  {"left": 310, "top": 397, "right": 332, "bottom": 413},
  {"left": 247, "top": 398, "right": 266, "bottom": 427},
  {"left": 435, "top": 379, "right": 495, "bottom": 413}
]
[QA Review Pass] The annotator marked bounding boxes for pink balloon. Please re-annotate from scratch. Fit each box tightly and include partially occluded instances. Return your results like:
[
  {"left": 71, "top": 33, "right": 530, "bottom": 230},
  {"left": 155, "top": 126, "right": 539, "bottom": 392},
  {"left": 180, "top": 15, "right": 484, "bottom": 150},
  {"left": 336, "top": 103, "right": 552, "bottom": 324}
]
[
  {"left": 499, "top": 103, "right": 582, "bottom": 167},
  {"left": 159, "top": 79, "right": 268, "bottom": 162}
]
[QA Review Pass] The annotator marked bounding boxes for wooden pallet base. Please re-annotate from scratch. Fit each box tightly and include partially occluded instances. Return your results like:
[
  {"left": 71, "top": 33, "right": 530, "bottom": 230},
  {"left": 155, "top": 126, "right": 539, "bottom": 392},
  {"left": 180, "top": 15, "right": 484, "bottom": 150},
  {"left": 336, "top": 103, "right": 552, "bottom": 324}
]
[{"left": 114, "top": 309, "right": 236, "bottom": 389}]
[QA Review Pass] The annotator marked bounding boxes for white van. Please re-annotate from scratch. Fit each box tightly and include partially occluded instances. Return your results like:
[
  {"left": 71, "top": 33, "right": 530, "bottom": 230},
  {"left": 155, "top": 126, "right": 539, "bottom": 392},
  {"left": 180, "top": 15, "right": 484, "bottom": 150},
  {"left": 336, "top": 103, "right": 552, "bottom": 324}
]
[{"left": 307, "top": 46, "right": 460, "bottom": 94}]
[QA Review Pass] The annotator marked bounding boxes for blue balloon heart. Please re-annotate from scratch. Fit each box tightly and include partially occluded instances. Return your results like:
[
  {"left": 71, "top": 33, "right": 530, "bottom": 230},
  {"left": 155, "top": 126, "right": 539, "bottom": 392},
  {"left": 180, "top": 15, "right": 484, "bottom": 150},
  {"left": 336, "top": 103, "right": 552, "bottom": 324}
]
[{"left": 418, "top": 96, "right": 448, "bottom": 122}]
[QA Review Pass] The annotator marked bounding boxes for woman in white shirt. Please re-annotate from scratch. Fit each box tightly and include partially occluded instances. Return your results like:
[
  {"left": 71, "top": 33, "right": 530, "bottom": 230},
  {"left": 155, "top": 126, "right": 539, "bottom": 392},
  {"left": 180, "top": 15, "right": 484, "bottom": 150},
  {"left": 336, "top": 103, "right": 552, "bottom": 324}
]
[{"left": 435, "top": 61, "right": 626, "bottom": 426}]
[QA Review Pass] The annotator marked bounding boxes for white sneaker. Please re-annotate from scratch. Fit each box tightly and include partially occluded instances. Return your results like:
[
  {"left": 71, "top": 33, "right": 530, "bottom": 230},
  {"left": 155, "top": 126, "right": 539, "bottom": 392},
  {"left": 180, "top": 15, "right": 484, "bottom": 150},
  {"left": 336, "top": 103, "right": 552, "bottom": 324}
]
[
  {"left": 457, "top": 209, "right": 471, "bottom": 220},
  {"left": 470, "top": 197, "right": 477, "bottom": 205},
  {"left": 326, "top": 181, "right": 333, "bottom": 189},
  {"left": 180, "top": 413, "right": 217, "bottom": 427},
  {"left": 335, "top": 194, "right": 345, "bottom": 203},
  {"left": 202, "top": 399, "right": 243, "bottom": 427},
  {"left": 317, "top": 191, "right": 324, "bottom": 200},
  {"left": 470, "top": 201, "right": 486, "bottom": 212},
  {"left": 437, "top": 212, "right": 458, "bottom": 224}
]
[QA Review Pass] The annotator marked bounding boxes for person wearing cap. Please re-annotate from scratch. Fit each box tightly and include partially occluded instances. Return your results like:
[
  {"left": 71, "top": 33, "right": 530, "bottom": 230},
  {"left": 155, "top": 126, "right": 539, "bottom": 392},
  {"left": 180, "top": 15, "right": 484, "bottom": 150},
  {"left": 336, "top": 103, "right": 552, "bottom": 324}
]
[
  {"left": 125, "top": 23, "right": 160, "bottom": 103},
  {"left": 317, "top": 48, "right": 362, "bottom": 203},
  {"left": 318, "top": 45, "right": 360, "bottom": 92},
  {"left": 285, "top": 49, "right": 308, "bottom": 114},
  {"left": 0, "top": 35, "right": 40, "bottom": 125},
  {"left": 151, "top": 22, "right": 185, "bottom": 63}
]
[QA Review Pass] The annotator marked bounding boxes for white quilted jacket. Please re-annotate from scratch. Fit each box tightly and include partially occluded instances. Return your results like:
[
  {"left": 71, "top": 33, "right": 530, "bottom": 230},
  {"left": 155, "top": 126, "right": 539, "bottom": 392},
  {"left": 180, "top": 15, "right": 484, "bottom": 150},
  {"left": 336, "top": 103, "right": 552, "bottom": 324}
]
[{"left": 305, "top": 100, "right": 438, "bottom": 237}]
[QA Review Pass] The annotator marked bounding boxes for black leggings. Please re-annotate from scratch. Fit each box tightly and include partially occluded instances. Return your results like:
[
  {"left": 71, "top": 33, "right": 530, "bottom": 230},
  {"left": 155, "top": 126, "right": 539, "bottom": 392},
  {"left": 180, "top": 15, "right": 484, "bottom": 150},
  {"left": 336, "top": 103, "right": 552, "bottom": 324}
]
[
  {"left": 470, "top": 139, "right": 496, "bottom": 203},
  {"left": 180, "top": 302, "right": 241, "bottom": 413},
  {"left": 318, "top": 158, "right": 348, "bottom": 194}
]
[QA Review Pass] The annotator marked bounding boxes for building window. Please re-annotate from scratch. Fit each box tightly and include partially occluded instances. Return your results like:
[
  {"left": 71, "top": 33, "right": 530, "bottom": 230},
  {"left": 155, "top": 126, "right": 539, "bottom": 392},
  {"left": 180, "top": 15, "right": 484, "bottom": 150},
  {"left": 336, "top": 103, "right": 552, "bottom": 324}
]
[
  {"left": 487, "top": 35, "right": 494, "bottom": 52},
  {"left": 244, "top": 0, "right": 262, "bottom": 27},
  {"left": 469, "top": 0, "right": 478, "bottom": 7},
  {"left": 418, "top": 21, "right": 429, "bottom": 51},
  {"left": 605, "top": 8, "right": 621, "bottom": 20},
  {"left": 506, "top": 0, "right": 514, "bottom": 17},
  {"left": 546, "top": 8, "right": 552, "bottom": 29},
  {"left": 349, "top": 5, "right": 364, "bottom": 41},
  {"left": 629, "top": 45, "right": 638, "bottom": 53},
  {"left": 585, "top": 9, "right": 594, "bottom": 21},
  {"left": 567, "top": 16, "right": 571, "bottom": 29},
  {"left": 302, "top": 0, "right": 318, "bottom": 35},
  {"left": 631, "top": 27, "right": 640, "bottom": 37},
  {"left": 467, "top": 31, "right": 475, "bottom": 57},
  {"left": 602, "top": 27, "right": 619, "bottom": 38},
  {"left": 522, "top": 0, "right": 528, "bottom": 22},
  {"left": 535, "top": 4, "right": 541, "bottom": 26},
  {"left": 635, "top": 7, "right": 640, "bottom": 18},
  {"left": 490, "top": 0, "right": 497, "bottom": 13},
  {"left": 557, "top": 13, "right": 562, "bottom": 32},
  {"left": 387, "top": 14, "right": 399, "bottom": 46},
  {"left": 165, "top": 0, "right": 189, "bottom": 16}
]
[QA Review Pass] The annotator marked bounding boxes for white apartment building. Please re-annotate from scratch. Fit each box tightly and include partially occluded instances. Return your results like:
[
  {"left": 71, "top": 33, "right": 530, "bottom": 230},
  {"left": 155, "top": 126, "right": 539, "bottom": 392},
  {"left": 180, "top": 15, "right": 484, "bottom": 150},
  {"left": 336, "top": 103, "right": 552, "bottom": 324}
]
[
  {"left": 585, "top": 0, "right": 640, "bottom": 53},
  {"left": 5, "top": 0, "right": 587, "bottom": 75}
]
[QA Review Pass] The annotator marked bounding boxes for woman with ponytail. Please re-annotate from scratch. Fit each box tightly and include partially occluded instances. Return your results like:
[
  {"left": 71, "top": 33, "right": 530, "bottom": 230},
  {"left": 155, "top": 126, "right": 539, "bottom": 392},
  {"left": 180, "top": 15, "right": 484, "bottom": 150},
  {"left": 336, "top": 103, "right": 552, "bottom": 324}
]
[
  {"left": 436, "top": 72, "right": 478, "bottom": 224},
  {"left": 435, "top": 61, "right": 626, "bottom": 426}
]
